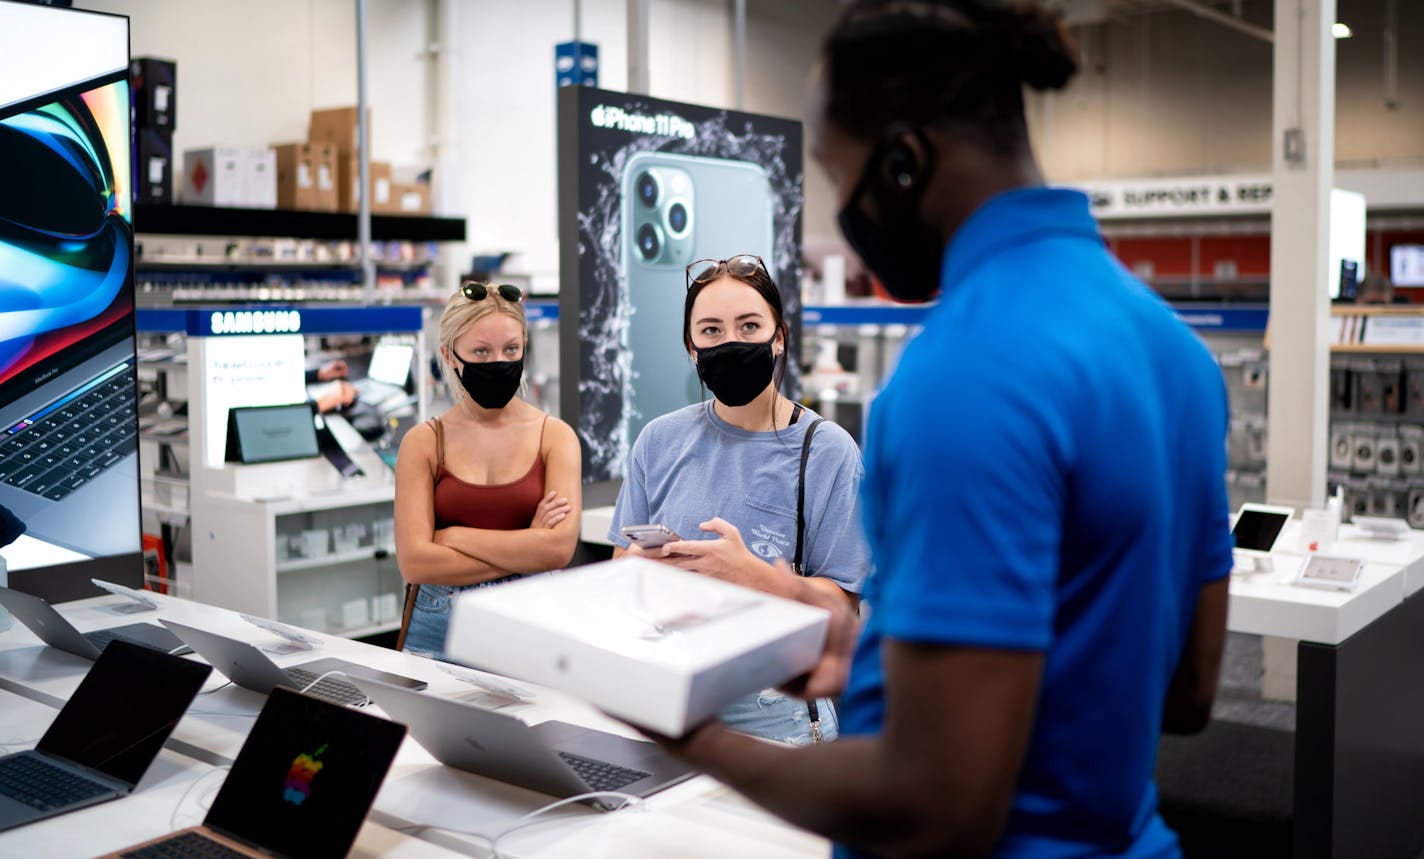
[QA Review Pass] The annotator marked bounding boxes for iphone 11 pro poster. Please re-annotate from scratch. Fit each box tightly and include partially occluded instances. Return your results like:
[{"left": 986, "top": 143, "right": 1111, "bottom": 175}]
[{"left": 557, "top": 87, "right": 803, "bottom": 491}]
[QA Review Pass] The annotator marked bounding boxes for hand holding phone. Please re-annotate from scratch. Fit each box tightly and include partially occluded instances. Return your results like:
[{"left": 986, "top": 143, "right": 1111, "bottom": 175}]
[{"left": 620, "top": 523, "right": 682, "bottom": 550}]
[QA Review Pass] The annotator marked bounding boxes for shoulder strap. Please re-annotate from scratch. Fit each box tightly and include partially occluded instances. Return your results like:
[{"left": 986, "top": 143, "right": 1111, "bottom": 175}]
[
  {"left": 538, "top": 414, "right": 549, "bottom": 449},
  {"left": 428, "top": 416, "right": 445, "bottom": 472},
  {"left": 793, "top": 418, "right": 825, "bottom": 576}
]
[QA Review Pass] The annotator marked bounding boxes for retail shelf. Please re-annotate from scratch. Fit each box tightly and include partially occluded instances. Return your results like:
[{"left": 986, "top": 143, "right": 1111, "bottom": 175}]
[
  {"left": 277, "top": 546, "right": 395, "bottom": 574},
  {"left": 134, "top": 203, "right": 466, "bottom": 242}
]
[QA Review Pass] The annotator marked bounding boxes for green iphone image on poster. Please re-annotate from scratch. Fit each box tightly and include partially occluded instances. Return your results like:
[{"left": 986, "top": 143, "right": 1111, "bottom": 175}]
[{"left": 621, "top": 151, "right": 775, "bottom": 446}]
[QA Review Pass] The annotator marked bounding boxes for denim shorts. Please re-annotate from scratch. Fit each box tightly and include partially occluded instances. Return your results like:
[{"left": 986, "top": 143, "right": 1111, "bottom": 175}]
[
  {"left": 402, "top": 578, "right": 514, "bottom": 660},
  {"left": 718, "top": 689, "right": 839, "bottom": 745}
]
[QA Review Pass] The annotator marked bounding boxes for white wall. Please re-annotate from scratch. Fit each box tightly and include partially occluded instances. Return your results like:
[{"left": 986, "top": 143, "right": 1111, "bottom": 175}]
[
  {"left": 75, "top": 0, "right": 840, "bottom": 290},
  {"left": 1028, "top": 0, "right": 1424, "bottom": 182},
  {"left": 80, "top": 0, "right": 433, "bottom": 172}
]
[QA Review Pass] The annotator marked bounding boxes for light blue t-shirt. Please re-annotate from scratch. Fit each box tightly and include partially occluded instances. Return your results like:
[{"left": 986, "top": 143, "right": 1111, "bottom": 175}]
[
  {"left": 839, "top": 188, "right": 1233, "bottom": 859},
  {"left": 609, "top": 401, "right": 870, "bottom": 595}
]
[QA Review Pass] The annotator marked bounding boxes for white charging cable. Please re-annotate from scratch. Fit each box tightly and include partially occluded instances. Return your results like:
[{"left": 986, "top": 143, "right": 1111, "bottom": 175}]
[{"left": 169, "top": 766, "right": 230, "bottom": 831}]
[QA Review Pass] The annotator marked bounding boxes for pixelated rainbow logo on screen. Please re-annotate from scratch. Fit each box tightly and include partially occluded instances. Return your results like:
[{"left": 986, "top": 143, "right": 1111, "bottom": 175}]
[{"left": 282, "top": 743, "right": 327, "bottom": 806}]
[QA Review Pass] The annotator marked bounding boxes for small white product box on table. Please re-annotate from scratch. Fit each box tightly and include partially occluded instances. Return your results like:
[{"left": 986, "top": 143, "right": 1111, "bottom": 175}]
[{"left": 445, "top": 556, "right": 831, "bottom": 736}]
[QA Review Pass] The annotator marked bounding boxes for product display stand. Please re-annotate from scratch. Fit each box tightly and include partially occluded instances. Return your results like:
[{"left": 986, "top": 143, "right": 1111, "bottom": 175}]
[{"left": 138, "top": 306, "right": 426, "bottom": 637}]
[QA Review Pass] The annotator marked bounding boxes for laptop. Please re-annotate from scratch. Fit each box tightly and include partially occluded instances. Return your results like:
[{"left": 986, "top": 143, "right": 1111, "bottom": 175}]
[
  {"left": 100, "top": 687, "right": 405, "bottom": 859},
  {"left": 350, "top": 339, "right": 414, "bottom": 407},
  {"left": 0, "top": 69, "right": 144, "bottom": 560},
  {"left": 0, "top": 586, "right": 192, "bottom": 659},
  {"left": 353, "top": 677, "right": 696, "bottom": 811},
  {"left": 0, "top": 639, "right": 210, "bottom": 832},
  {"left": 159, "top": 619, "right": 426, "bottom": 708}
]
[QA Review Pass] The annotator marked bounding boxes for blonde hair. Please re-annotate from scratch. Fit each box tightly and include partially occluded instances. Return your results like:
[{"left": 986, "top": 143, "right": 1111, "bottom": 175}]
[{"left": 439, "top": 282, "right": 528, "bottom": 403}]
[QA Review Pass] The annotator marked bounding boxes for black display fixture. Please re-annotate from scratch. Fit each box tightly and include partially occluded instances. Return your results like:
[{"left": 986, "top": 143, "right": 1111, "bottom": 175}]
[{"left": 134, "top": 204, "right": 466, "bottom": 242}]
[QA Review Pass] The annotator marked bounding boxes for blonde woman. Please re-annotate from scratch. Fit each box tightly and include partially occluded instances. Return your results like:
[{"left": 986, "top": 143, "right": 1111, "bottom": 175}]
[{"left": 395, "top": 283, "right": 582, "bottom": 657}]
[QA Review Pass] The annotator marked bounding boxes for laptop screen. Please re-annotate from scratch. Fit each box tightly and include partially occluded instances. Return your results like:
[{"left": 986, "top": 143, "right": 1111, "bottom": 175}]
[
  {"left": 0, "top": 55, "right": 144, "bottom": 594},
  {"left": 205, "top": 688, "right": 406, "bottom": 859},
  {"left": 366, "top": 340, "right": 414, "bottom": 388},
  {"left": 0, "top": 69, "right": 133, "bottom": 405},
  {"left": 37, "top": 639, "right": 211, "bottom": 787}
]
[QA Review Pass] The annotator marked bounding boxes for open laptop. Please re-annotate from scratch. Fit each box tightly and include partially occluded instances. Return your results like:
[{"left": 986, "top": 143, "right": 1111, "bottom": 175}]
[
  {"left": 350, "top": 339, "right": 414, "bottom": 407},
  {"left": 0, "top": 586, "right": 191, "bottom": 658},
  {"left": 100, "top": 687, "right": 405, "bottom": 859},
  {"left": 0, "top": 69, "right": 144, "bottom": 560},
  {"left": 159, "top": 619, "right": 426, "bottom": 708},
  {"left": 0, "top": 639, "right": 210, "bottom": 832},
  {"left": 354, "top": 676, "right": 695, "bottom": 811}
]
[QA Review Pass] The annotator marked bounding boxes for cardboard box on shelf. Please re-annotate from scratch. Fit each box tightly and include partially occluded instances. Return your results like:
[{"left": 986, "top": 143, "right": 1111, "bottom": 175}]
[
  {"left": 337, "top": 155, "right": 392, "bottom": 213},
  {"left": 391, "top": 182, "right": 430, "bottom": 214},
  {"left": 309, "top": 106, "right": 369, "bottom": 155},
  {"left": 273, "top": 142, "right": 339, "bottom": 211},
  {"left": 312, "top": 141, "right": 338, "bottom": 211},
  {"left": 445, "top": 556, "right": 831, "bottom": 737}
]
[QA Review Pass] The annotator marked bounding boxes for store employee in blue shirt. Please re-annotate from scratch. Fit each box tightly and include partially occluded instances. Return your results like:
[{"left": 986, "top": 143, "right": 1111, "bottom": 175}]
[{"left": 660, "top": 2, "right": 1234, "bottom": 858}]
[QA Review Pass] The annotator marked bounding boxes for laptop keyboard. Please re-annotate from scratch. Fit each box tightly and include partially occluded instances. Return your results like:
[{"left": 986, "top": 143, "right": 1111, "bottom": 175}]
[
  {"left": 0, "top": 753, "right": 115, "bottom": 811},
  {"left": 121, "top": 831, "right": 251, "bottom": 859},
  {"left": 0, "top": 366, "right": 137, "bottom": 500},
  {"left": 284, "top": 668, "right": 369, "bottom": 707},
  {"left": 557, "top": 751, "right": 650, "bottom": 792}
]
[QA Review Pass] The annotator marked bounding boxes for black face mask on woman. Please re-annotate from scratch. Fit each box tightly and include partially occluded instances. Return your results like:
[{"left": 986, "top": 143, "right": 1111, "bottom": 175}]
[
  {"left": 837, "top": 125, "right": 944, "bottom": 304},
  {"left": 457, "top": 358, "right": 523, "bottom": 410},
  {"left": 694, "top": 337, "right": 775, "bottom": 407}
]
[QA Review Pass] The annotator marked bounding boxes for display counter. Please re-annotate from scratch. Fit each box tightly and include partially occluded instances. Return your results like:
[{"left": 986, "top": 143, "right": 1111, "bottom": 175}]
[{"left": 0, "top": 590, "right": 828, "bottom": 858}]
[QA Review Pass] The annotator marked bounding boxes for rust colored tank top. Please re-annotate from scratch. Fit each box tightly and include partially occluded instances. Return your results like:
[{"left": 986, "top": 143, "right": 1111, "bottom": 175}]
[{"left": 430, "top": 415, "right": 547, "bottom": 531}]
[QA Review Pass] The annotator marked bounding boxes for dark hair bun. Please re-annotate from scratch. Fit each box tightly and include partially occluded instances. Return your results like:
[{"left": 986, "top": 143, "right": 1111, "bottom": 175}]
[{"left": 1005, "top": 2, "right": 1078, "bottom": 91}]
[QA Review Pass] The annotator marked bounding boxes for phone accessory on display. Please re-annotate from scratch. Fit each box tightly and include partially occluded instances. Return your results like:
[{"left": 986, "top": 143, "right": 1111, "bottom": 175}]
[
  {"left": 1329, "top": 427, "right": 1354, "bottom": 471},
  {"left": 1376, "top": 436, "right": 1401, "bottom": 477},
  {"left": 1352, "top": 432, "right": 1377, "bottom": 473},
  {"left": 1409, "top": 489, "right": 1424, "bottom": 530},
  {"left": 90, "top": 578, "right": 158, "bottom": 614}
]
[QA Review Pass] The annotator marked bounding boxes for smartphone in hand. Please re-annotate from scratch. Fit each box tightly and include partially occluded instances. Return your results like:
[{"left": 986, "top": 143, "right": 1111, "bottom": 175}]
[{"left": 620, "top": 523, "right": 681, "bottom": 550}]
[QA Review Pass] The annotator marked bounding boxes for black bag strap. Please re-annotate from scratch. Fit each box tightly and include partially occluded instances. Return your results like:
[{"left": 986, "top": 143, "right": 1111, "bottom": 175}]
[
  {"left": 793, "top": 418, "right": 825, "bottom": 576},
  {"left": 793, "top": 418, "right": 827, "bottom": 741}
]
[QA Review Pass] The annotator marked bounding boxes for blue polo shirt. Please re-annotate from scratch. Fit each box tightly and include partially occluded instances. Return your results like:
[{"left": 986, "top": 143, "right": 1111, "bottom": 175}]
[{"left": 838, "top": 188, "right": 1233, "bottom": 859}]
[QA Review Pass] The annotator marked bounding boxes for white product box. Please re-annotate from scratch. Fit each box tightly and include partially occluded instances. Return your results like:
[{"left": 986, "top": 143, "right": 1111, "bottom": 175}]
[
  {"left": 184, "top": 146, "right": 277, "bottom": 208},
  {"left": 245, "top": 147, "right": 277, "bottom": 209},
  {"left": 183, "top": 147, "right": 245, "bottom": 207},
  {"left": 446, "top": 556, "right": 830, "bottom": 736}
]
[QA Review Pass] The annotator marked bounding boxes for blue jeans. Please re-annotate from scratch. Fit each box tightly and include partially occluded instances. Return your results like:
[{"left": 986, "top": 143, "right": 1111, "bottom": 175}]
[
  {"left": 403, "top": 579, "right": 515, "bottom": 660},
  {"left": 718, "top": 690, "right": 839, "bottom": 745}
]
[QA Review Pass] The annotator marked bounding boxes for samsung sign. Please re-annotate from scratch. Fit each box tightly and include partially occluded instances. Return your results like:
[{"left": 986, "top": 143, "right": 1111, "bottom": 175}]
[{"left": 207, "top": 310, "right": 302, "bottom": 335}]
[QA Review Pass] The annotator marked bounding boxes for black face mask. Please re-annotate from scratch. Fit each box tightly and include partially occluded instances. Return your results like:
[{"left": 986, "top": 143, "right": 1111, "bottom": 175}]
[
  {"left": 695, "top": 337, "right": 776, "bottom": 407},
  {"left": 456, "top": 358, "right": 523, "bottom": 410},
  {"left": 837, "top": 126, "right": 944, "bottom": 304}
]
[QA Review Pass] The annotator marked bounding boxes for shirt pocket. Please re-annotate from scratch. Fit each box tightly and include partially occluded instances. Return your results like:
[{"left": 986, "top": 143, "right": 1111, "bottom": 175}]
[{"left": 743, "top": 495, "right": 799, "bottom": 563}]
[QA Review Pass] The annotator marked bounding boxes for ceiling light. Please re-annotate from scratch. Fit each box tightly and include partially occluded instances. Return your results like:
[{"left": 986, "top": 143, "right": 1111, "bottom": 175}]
[{"left": 1333, "top": 22, "right": 1353, "bottom": 39}]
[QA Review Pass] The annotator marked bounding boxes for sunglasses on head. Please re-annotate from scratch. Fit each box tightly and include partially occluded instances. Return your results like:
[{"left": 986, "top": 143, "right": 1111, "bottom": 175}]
[
  {"left": 685, "top": 254, "right": 768, "bottom": 290},
  {"left": 461, "top": 282, "right": 524, "bottom": 303}
]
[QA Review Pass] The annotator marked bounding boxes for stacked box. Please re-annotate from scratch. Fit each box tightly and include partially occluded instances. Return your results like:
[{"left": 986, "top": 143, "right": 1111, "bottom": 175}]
[
  {"left": 130, "top": 57, "right": 176, "bottom": 204},
  {"left": 273, "top": 142, "right": 338, "bottom": 212}
]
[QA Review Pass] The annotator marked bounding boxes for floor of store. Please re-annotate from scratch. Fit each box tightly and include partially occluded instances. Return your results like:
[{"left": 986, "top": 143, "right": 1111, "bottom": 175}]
[{"left": 1158, "top": 633, "right": 1294, "bottom": 857}]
